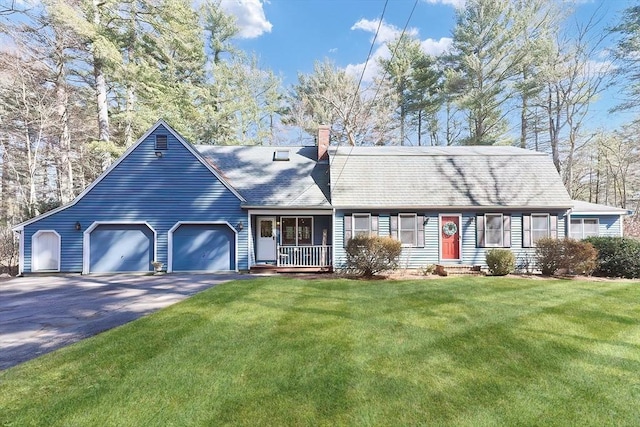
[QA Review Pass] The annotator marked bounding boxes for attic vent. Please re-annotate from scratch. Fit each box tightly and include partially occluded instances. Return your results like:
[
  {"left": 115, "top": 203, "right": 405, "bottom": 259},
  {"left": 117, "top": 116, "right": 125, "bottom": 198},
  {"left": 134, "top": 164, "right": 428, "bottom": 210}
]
[
  {"left": 273, "top": 149, "right": 290, "bottom": 161},
  {"left": 155, "top": 135, "right": 168, "bottom": 150}
]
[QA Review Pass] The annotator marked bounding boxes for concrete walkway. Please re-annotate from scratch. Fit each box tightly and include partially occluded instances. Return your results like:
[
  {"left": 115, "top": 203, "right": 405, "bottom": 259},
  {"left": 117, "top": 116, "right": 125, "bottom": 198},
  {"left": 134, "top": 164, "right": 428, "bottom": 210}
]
[{"left": 0, "top": 273, "right": 250, "bottom": 370}]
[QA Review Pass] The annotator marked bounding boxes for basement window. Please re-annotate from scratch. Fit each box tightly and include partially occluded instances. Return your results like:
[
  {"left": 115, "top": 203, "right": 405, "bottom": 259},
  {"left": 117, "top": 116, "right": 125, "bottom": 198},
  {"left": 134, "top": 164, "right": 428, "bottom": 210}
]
[
  {"left": 155, "top": 135, "right": 168, "bottom": 150},
  {"left": 273, "top": 149, "right": 290, "bottom": 161}
]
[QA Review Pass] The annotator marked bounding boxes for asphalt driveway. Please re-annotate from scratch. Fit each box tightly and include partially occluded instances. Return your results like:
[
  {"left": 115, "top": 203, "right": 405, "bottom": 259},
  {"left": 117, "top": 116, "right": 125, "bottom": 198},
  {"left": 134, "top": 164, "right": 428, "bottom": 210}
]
[{"left": 0, "top": 273, "right": 250, "bottom": 370}]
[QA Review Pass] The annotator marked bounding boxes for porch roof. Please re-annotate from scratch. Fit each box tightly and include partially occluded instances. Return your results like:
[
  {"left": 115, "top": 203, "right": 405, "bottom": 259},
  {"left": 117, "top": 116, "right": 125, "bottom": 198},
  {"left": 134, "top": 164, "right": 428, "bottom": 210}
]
[{"left": 196, "top": 145, "right": 330, "bottom": 208}]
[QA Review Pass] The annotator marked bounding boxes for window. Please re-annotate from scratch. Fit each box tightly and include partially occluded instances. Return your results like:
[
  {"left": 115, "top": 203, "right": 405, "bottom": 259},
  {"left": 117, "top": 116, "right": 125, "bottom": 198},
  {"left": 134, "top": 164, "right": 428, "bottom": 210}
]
[
  {"left": 260, "top": 220, "right": 273, "bottom": 238},
  {"left": 353, "top": 214, "right": 371, "bottom": 237},
  {"left": 155, "top": 135, "right": 168, "bottom": 150},
  {"left": 476, "top": 214, "right": 510, "bottom": 248},
  {"left": 531, "top": 214, "right": 550, "bottom": 244},
  {"left": 273, "top": 149, "right": 290, "bottom": 161},
  {"left": 399, "top": 214, "right": 417, "bottom": 246},
  {"left": 281, "top": 217, "right": 313, "bottom": 245},
  {"left": 485, "top": 214, "right": 503, "bottom": 246},
  {"left": 570, "top": 218, "right": 599, "bottom": 239},
  {"left": 344, "top": 214, "right": 379, "bottom": 246}
]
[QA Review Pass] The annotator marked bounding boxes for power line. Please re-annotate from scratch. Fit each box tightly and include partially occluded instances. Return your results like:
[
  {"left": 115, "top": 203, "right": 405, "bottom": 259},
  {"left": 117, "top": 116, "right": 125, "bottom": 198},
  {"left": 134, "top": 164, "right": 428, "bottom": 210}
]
[{"left": 331, "top": 0, "right": 419, "bottom": 191}]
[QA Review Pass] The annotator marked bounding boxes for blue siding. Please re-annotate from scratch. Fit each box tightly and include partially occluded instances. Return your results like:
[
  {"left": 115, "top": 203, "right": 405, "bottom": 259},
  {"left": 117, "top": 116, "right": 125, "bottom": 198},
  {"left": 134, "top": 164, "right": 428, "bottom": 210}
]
[
  {"left": 90, "top": 224, "right": 154, "bottom": 273},
  {"left": 22, "top": 124, "right": 247, "bottom": 273},
  {"left": 173, "top": 224, "right": 235, "bottom": 271},
  {"left": 334, "top": 210, "right": 568, "bottom": 271}
]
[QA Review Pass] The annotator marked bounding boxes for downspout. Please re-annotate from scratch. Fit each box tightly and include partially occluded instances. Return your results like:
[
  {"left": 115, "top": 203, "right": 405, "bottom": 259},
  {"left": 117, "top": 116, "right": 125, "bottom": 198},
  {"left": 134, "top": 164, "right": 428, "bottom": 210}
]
[{"left": 17, "top": 229, "right": 24, "bottom": 276}]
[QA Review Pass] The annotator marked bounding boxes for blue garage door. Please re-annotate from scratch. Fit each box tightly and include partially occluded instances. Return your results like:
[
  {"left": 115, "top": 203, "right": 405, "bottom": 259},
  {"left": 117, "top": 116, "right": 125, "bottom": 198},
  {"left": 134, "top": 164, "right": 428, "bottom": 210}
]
[
  {"left": 90, "top": 224, "right": 154, "bottom": 273},
  {"left": 173, "top": 224, "right": 235, "bottom": 271}
]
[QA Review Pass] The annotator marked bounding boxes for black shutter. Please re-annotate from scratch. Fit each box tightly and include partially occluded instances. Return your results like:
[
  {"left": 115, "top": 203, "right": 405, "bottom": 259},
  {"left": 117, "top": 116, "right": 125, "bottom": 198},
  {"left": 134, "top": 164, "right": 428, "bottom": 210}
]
[
  {"left": 523, "top": 214, "right": 531, "bottom": 248},
  {"left": 390, "top": 215, "right": 398, "bottom": 240},
  {"left": 503, "top": 215, "right": 511, "bottom": 248},
  {"left": 476, "top": 214, "right": 485, "bottom": 247},
  {"left": 344, "top": 215, "right": 352, "bottom": 246},
  {"left": 550, "top": 215, "right": 558, "bottom": 239},
  {"left": 417, "top": 215, "right": 425, "bottom": 247}
]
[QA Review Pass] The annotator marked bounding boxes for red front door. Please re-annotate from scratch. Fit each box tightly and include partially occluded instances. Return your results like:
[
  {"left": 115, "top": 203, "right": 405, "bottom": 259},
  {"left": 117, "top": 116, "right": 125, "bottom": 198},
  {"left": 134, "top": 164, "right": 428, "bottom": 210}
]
[{"left": 441, "top": 216, "right": 460, "bottom": 260}]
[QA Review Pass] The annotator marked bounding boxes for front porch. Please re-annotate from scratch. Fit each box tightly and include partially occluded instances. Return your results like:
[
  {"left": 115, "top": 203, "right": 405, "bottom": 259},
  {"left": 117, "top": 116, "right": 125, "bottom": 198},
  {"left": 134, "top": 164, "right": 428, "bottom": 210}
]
[{"left": 249, "top": 212, "right": 333, "bottom": 271}]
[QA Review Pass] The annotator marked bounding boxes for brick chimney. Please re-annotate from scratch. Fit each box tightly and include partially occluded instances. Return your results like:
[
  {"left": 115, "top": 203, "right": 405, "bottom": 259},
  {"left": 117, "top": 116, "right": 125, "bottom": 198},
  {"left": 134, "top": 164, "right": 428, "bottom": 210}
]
[{"left": 317, "top": 124, "right": 330, "bottom": 161}]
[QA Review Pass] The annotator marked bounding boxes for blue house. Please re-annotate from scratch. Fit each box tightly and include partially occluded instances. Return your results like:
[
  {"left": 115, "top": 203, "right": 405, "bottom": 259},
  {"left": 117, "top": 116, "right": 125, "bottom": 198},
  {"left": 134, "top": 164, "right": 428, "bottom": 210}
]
[{"left": 13, "top": 120, "right": 629, "bottom": 275}]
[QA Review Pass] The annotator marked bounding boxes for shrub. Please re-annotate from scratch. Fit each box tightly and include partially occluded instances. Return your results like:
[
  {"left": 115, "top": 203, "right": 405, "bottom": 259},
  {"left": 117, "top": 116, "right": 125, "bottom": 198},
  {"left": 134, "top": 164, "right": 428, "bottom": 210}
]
[
  {"left": 535, "top": 238, "right": 598, "bottom": 276},
  {"left": 535, "top": 238, "right": 564, "bottom": 276},
  {"left": 345, "top": 235, "right": 402, "bottom": 277},
  {"left": 485, "top": 249, "right": 515, "bottom": 276},
  {"left": 562, "top": 239, "right": 597, "bottom": 275},
  {"left": 584, "top": 236, "right": 640, "bottom": 279}
]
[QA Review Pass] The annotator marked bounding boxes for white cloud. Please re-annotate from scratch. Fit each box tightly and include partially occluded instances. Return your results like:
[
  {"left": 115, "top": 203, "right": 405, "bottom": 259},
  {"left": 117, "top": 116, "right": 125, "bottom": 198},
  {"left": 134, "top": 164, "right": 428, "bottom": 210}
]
[
  {"left": 346, "top": 18, "right": 452, "bottom": 82},
  {"left": 351, "top": 19, "right": 418, "bottom": 46},
  {"left": 220, "top": 0, "right": 272, "bottom": 39},
  {"left": 422, "top": 0, "right": 465, "bottom": 9},
  {"left": 421, "top": 37, "right": 453, "bottom": 56}
]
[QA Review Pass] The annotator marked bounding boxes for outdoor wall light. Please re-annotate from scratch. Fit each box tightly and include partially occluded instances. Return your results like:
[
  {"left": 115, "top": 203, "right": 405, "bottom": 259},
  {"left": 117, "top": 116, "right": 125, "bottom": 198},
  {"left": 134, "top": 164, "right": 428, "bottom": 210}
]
[
  {"left": 237, "top": 221, "right": 244, "bottom": 231},
  {"left": 155, "top": 151, "right": 163, "bottom": 158},
  {"left": 423, "top": 218, "right": 429, "bottom": 225},
  {"left": 75, "top": 221, "right": 82, "bottom": 231}
]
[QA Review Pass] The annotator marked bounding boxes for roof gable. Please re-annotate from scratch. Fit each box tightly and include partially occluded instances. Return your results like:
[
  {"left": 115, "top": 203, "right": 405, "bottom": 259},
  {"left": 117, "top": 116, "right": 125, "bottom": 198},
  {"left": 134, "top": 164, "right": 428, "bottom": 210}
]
[{"left": 14, "top": 120, "right": 244, "bottom": 231}]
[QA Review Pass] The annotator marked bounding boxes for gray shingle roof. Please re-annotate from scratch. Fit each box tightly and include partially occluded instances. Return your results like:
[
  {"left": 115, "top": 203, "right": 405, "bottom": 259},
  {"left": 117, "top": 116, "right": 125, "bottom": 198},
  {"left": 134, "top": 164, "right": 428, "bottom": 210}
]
[
  {"left": 571, "top": 200, "right": 630, "bottom": 215},
  {"left": 329, "top": 146, "right": 573, "bottom": 209},
  {"left": 195, "top": 145, "right": 330, "bottom": 208}
]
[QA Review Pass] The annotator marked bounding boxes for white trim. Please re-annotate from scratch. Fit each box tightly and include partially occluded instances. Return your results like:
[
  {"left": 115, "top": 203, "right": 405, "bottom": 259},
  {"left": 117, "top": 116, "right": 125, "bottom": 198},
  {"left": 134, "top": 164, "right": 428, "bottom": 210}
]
[
  {"left": 83, "top": 221, "right": 157, "bottom": 274},
  {"left": 439, "top": 214, "right": 462, "bottom": 262},
  {"left": 352, "top": 213, "right": 372, "bottom": 237},
  {"left": 569, "top": 217, "right": 599, "bottom": 240},
  {"left": 18, "top": 230, "right": 24, "bottom": 275},
  {"left": 255, "top": 216, "right": 277, "bottom": 262},
  {"left": 530, "top": 213, "right": 550, "bottom": 244},
  {"left": 247, "top": 209, "right": 332, "bottom": 216},
  {"left": 13, "top": 119, "right": 245, "bottom": 232},
  {"left": 398, "top": 213, "right": 418, "bottom": 247},
  {"left": 31, "top": 230, "right": 61, "bottom": 272},
  {"left": 167, "top": 221, "right": 238, "bottom": 273},
  {"left": 484, "top": 213, "right": 504, "bottom": 247}
]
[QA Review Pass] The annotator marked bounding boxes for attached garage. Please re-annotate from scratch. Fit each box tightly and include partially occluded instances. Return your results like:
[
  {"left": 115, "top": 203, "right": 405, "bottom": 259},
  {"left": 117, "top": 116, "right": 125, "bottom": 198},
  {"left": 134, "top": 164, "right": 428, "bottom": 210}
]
[
  {"left": 170, "top": 223, "right": 236, "bottom": 272},
  {"left": 86, "top": 223, "right": 155, "bottom": 273}
]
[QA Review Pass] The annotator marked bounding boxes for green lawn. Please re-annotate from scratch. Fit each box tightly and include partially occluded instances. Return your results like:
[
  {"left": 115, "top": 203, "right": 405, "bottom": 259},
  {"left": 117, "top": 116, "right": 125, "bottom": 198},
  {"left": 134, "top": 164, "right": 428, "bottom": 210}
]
[{"left": 1, "top": 276, "right": 640, "bottom": 426}]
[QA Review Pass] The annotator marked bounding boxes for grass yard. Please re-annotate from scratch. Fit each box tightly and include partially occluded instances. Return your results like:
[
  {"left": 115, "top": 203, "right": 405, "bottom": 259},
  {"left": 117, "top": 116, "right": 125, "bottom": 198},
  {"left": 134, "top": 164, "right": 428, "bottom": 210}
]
[{"left": 1, "top": 276, "right": 640, "bottom": 426}]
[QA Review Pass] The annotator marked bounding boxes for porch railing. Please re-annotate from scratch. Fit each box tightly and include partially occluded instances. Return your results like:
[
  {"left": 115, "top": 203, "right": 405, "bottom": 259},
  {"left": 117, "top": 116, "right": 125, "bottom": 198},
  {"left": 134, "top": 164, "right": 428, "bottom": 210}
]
[{"left": 277, "top": 245, "right": 332, "bottom": 268}]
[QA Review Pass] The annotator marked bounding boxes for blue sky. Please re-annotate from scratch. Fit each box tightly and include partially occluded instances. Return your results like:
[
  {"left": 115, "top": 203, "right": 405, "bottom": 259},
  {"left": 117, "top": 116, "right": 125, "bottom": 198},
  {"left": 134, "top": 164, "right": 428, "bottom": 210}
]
[{"left": 221, "top": 0, "right": 637, "bottom": 131}]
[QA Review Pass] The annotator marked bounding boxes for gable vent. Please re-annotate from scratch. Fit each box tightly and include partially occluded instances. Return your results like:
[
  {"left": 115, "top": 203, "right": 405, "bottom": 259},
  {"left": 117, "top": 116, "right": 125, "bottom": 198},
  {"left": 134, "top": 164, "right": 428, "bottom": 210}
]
[
  {"left": 273, "top": 149, "right": 290, "bottom": 161},
  {"left": 155, "top": 135, "right": 168, "bottom": 150}
]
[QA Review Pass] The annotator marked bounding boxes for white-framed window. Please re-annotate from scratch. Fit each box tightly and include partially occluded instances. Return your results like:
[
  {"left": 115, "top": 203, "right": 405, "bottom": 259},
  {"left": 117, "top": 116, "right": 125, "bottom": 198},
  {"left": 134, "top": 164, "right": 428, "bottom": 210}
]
[
  {"left": 485, "top": 213, "right": 503, "bottom": 247},
  {"left": 353, "top": 214, "right": 371, "bottom": 237},
  {"left": 399, "top": 214, "right": 417, "bottom": 246},
  {"left": 570, "top": 218, "right": 599, "bottom": 240},
  {"left": 531, "top": 214, "right": 550, "bottom": 244},
  {"left": 281, "top": 217, "right": 313, "bottom": 246}
]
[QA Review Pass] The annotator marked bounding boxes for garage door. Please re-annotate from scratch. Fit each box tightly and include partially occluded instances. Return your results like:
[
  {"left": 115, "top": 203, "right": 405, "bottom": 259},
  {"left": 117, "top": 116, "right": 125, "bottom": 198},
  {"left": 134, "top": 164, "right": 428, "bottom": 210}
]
[
  {"left": 172, "top": 224, "right": 235, "bottom": 271},
  {"left": 89, "top": 224, "right": 154, "bottom": 273}
]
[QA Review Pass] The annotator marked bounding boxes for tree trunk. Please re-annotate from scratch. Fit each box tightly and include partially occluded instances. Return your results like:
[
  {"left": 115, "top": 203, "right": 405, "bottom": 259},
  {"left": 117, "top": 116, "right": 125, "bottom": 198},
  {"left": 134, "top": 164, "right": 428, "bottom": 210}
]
[
  {"left": 92, "top": 0, "right": 110, "bottom": 170},
  {"left": 54, "top": 32, "right": 74, "bottom": 204}
]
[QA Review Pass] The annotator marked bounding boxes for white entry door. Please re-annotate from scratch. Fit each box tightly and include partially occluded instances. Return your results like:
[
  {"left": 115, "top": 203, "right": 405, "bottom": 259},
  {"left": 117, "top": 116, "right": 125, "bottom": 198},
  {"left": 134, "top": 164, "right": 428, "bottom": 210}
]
[{"left": 256, "top": 217, "right": 276, "bottom": 261}]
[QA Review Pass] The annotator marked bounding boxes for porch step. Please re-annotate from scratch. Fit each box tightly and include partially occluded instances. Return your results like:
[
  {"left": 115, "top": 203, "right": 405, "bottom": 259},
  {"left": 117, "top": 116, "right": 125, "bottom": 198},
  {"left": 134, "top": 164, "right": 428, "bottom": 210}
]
[
  {"left": 249, "top": 264, "right": 332, "bottom": 274},
  {"left": 435, "top": 264, "right": 484, "bottom": 277}
]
